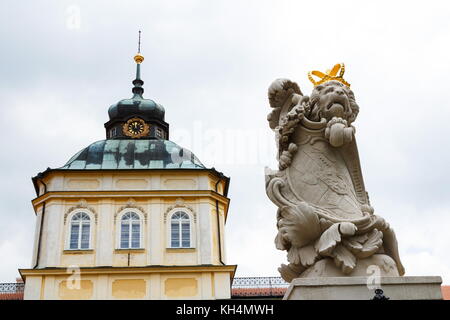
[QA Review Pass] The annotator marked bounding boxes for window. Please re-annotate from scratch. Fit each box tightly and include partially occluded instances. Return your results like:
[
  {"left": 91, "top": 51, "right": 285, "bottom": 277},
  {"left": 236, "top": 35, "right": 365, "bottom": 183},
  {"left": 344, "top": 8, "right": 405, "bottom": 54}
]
[
  {"left": 109, "top": 127, "right": 117, "bottom": 138},
  {"left": 155, "top": 128, "right": 164, "bottom": 139},
  {"left": 120, "top": 212, "right": 141, "bottom": 249},
  {"left": 69, "top": 212, "right": 91, "bottom": 250},
  {"left": 170, "top": 211, "right": 191, "bottom": 248}
]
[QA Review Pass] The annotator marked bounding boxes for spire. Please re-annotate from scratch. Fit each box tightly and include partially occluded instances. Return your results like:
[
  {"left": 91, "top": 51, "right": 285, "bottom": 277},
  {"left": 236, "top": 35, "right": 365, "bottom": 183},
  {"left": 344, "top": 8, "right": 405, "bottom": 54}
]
[
  {"left": 132, "top": 30, "right": 145, "bottom": 97},
  {"left": 105, "top": 30, "right": 168, "bottom": 140}
]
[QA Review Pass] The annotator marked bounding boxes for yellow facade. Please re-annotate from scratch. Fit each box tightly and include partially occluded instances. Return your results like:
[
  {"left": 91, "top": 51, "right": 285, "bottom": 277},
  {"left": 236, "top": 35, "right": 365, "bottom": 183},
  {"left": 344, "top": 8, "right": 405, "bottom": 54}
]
[
  {"left": 22, "top": 266, "right": 235, "bottom": 300},
  {"left": 20, "top": 170, "right": 236, "bottom": 299}
]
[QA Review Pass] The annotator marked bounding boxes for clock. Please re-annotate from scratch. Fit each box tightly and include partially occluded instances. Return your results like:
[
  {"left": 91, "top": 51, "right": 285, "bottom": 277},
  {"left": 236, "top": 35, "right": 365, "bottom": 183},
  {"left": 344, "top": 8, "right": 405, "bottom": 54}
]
[{"left": 122, "top": 117, "right": 150, "bottom": 138}]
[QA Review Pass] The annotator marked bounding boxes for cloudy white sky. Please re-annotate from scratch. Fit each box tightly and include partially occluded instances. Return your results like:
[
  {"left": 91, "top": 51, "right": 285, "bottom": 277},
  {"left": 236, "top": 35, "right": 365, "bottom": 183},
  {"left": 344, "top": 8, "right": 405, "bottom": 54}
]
[{"left": 0, "top": 0, "right": 449, "bottom": 284}]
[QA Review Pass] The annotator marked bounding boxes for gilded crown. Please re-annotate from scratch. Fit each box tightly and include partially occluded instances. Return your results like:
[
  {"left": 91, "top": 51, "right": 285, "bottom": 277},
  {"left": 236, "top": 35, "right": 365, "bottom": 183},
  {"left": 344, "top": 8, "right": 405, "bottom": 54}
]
[{"left": 308, "top": 63, "right": 350, "bottom": 87}]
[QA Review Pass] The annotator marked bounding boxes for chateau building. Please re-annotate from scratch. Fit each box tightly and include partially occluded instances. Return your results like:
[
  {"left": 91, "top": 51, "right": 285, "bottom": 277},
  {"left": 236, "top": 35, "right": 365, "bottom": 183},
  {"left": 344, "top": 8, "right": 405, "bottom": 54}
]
[{"left": 19, "top": 51, "right": 236, "bottom": 299}]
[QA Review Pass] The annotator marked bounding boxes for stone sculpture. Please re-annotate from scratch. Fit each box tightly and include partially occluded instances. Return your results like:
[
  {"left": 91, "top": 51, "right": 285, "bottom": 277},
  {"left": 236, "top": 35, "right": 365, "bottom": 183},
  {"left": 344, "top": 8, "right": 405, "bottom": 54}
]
[{"left": 265, "top": 63, "right": 405, "bottom": 282}]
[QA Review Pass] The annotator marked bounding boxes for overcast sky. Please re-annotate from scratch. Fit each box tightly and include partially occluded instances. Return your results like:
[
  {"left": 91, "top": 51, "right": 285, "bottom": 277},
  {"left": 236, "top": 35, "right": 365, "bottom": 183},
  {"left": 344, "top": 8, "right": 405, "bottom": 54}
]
[{"left": 1, "top": 0, "right": 449, "bottom": 284}]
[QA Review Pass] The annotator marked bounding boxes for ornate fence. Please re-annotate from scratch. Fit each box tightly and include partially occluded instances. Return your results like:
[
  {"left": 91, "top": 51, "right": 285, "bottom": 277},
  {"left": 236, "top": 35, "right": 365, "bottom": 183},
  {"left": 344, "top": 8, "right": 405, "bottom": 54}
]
[
  {"left": 231, "top": 277, "right": 289, "bottom": 298},
  {"left": 0, "top": 283, "right": 25, "bottom": 300},
  {"left": 0, "top": 278, "right": 288, "bottom": 299}
]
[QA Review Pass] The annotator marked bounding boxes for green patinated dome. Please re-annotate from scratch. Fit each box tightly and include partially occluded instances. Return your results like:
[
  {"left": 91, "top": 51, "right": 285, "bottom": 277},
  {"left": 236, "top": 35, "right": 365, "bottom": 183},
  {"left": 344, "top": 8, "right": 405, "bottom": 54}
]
[
  {"left": 104, "top": 55, "right": 169, "bottom": 140},
  {"left": 61, "top": 139, "right": 205, "bottom": 170},
  {"left": 107, "top": 54, "right": 165, "bottom": 122},
  {"left": 107, "top": 96, "right": 165, "bottom": 122}
]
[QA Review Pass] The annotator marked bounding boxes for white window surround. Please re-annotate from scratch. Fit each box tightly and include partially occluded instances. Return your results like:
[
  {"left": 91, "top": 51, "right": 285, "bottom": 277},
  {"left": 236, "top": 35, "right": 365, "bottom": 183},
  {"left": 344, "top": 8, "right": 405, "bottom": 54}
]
[
  {"left": 65, "top": 209, "right": 95, "bottom": 251},
  {"left": 110, "top": 127, "right": 117, "bottom": 138},
  {"left": 166, "top": 209, "right": 196, "bottom": 249},
  {"left": 115, "top": 209, "right": 145, "bottom": 250},
  {"left": 155, "top": 127, "right": 162, "bottom": 138}
]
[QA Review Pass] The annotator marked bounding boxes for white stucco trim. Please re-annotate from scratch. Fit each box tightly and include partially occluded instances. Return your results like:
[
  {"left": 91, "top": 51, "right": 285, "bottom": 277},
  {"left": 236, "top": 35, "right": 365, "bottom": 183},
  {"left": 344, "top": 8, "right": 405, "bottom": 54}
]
[
  {"left": 166, "top": 208, "right": 196, "bottom": 249},
  {"left": 64, "top": 208, "right": 95, "bottom": 251},
  {"left": 115, "top": 208, "right": 146, "bottom": 250}
]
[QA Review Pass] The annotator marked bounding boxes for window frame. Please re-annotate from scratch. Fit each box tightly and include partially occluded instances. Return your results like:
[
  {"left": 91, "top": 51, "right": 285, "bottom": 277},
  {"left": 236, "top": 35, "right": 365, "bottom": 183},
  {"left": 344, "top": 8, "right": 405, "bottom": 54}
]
[
  {"left": 115, "top": 209, "right": 145, "bottom": 250},
  {"left": 155, "top": 127, "right": 164, "bottom": 139},
  {"left": 65, "top": 209, "right": 94, "bottom": 251},
  {"left": 109, "top": 127, "right": 117, "bottom": 138},
  {"left": 167, "top": 209, "right": 195, "bottom": 249}
]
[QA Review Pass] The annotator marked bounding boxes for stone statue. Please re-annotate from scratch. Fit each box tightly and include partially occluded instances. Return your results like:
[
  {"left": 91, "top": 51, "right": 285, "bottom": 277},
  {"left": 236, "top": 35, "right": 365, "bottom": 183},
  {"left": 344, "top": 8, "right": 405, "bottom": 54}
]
[{"left": 265, "top": 63, "right": 405, "bottom": 282}]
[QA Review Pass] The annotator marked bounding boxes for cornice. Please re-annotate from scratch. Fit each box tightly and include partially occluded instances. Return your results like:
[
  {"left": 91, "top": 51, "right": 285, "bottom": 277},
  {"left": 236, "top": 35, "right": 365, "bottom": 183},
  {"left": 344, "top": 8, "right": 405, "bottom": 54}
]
[
  {"left": 31, "top": 190, "right": 230, "bottom": 216},
  {"left": 19, "top": 264, "right": 237, "bottom": 279}
]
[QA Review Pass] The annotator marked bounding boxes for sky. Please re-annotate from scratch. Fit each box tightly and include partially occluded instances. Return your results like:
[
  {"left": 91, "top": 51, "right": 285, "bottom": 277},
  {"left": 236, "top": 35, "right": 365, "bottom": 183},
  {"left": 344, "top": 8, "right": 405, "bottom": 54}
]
[{"left": 0, "top": 0, "right": 449, "bottom": 284}]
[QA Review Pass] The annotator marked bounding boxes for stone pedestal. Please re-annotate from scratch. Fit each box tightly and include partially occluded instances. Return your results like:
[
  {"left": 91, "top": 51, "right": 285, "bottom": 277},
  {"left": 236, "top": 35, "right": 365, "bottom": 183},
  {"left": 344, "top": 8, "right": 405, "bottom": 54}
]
[{"left": 283, "top": 276, "right": 443, "bottom": 300}]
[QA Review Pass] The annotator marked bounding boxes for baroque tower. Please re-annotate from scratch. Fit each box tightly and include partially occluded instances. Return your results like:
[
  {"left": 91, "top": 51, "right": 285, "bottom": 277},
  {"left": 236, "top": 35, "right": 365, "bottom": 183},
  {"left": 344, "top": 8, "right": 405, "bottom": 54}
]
[{"left": 20, "top": 47, "right": 236, "bottom": 300}]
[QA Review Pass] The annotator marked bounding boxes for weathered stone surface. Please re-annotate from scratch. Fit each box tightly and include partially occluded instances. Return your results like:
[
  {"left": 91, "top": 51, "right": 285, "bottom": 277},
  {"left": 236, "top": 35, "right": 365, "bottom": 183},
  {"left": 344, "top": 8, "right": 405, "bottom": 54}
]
[
  {"left": 283, "top": 276, "right": 443, "bottom": 300},
  {"left": 266, "top": 72, "right": 404, "bottom": 281}
]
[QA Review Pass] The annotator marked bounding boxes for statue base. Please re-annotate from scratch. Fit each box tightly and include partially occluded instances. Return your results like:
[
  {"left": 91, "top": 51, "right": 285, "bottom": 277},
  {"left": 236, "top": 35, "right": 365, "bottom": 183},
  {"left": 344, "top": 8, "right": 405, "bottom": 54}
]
[{"left": 283, "top": 276, "right": 443, "bottom": 300}]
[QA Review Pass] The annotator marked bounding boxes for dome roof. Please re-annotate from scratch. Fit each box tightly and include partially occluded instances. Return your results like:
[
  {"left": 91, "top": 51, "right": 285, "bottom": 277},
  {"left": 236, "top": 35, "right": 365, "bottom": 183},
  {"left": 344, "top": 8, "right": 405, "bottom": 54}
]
[
  {"left": 107, "top": 63, "right": 166, "bottom": 124},
  {"left": 107, "top": 96, "right": 165, "bottom": 122},
  {"left": 61, "top": 139, "right": 205, "bottom": 170}
]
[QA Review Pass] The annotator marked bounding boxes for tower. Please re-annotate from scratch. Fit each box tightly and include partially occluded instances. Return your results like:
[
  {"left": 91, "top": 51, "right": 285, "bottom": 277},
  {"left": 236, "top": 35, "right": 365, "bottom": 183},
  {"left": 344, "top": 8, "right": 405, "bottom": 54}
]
[{"left": 19, "top": 43, "right": 236, "bottom": 300}]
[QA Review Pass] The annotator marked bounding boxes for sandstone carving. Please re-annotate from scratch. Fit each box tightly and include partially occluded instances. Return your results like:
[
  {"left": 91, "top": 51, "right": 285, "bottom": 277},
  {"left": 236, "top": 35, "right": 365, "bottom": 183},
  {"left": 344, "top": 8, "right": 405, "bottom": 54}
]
[{"left": 265, "top": 64, "right": 405, "bottom": 282}]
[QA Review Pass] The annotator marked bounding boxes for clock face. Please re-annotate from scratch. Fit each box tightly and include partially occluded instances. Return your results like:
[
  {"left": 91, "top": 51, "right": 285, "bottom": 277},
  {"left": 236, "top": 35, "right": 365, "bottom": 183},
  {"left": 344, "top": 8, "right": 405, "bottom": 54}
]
[
  {"left": 128, "top": 121, "right": 144, "bottom": 135},
  {"left": 122, "top": 118, "right": 149, "bottom": 138}
]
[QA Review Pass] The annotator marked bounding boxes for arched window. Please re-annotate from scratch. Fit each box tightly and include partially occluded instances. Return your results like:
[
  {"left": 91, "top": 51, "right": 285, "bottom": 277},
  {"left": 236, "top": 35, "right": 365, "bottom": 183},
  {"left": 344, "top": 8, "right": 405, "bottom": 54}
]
[
  {"left": 120, "top": 212, "right": 141, "bottom": 249},
  {"left": 69, "top": 212, "right": 91, "bottom": 249},
  {"left": 170, "top": 211, "right": 191, "bottom": 248}
]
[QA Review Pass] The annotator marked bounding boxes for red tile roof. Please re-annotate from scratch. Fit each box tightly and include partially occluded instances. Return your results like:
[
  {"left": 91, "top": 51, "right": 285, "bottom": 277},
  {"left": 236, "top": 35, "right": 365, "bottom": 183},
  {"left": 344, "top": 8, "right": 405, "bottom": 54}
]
[
  {"left": 0, "top": 282, "right": 448, "bottom": 300},
  {"left": 0, "top": 292, "right": 24, "bottom": 300},
  {"left": 231, "top": 287, "right": 287, "bottom": 298},
  {"left": 442, "top": 286, "right": 450, "bottom": 300}
]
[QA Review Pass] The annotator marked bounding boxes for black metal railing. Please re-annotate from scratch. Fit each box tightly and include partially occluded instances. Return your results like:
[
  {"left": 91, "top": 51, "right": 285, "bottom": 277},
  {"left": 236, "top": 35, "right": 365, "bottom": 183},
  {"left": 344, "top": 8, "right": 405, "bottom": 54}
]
[
  {"left": 231, "top": 277, "right": 289, "bottom": 298},
  {"left": 0, "top": 278, "right": 288, "bottom": 298},
  {"left": 0, "top": 283, "right": 25, "bottom": 293}
]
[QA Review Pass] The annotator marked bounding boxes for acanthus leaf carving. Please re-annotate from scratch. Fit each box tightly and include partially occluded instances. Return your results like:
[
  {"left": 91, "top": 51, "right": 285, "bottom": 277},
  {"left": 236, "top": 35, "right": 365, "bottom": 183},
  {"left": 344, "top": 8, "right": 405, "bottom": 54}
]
[
  {"left": 298, "top": 244, "right": 318, "bottom": 267},
  {"left": 277, "top": 204, "right": 321, "bottom": 249},
  {"left": 314, "top": 223, "right": 352, "bottom": 256},
  {"left": 115, "top": 198, "right": 147, "bottom": 222},
  {"left": 164, "top": 198, "right": 196, "bottom": 223},
  {"left": 64, "top": 198, "right": 97, "bottom": 224},
  {"left": 341, "top": 228, "right": 383, "bottom": 259},
  {"left": 278, "top": 263, "right": 306, "bottom": 283},
  {"left": 332, "top": 244, "right": 356, "bottom": 274}
]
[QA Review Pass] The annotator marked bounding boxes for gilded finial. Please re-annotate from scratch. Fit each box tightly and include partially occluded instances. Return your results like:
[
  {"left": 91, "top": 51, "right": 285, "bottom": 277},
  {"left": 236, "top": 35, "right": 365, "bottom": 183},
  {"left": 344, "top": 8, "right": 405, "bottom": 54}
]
[
  {"left": 134, "top": 30, "right": 144, "bottom": 64},
  {"left": 308, "top": 63, "right": 350, "bottom": 87}
]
